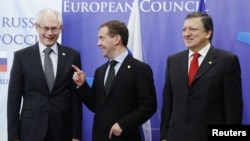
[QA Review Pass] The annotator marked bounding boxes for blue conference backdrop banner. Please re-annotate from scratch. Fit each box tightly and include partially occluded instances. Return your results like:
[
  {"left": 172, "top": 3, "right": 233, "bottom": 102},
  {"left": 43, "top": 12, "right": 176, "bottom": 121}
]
[
  {"left": 61, "top": 0, "right": 250, "bottom": 140},
  {"left": 1, "top": 0, "right": 249, "bottom": 141}
]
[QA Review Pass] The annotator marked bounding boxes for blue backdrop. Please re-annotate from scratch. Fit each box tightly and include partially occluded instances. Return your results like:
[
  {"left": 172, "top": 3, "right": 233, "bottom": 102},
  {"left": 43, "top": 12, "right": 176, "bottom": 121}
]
[{"left": 61, "top": 0, "right": 250, "bottom": 140}]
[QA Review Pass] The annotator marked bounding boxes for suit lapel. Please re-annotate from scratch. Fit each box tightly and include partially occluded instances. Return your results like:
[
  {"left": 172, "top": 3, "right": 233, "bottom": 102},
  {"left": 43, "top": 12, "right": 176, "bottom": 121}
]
[
  {"left": 193, "top": 46, "right": 217, "bottom": 83},
  {"left": 101, "top": 62, "right": 109, "bottom": 98},
  {"left": 179, "top": 51, "right": 189, "bottom": 85},
  {"left": 30, "top": 43, "right": 51, "bottom": 94},
  {"left": 54, "top": 44, "right": 67, "bottom": 90},
  {"left": 30, "top": 44, "right": 45, "bottom": 75},
  {"left": 105, "top": 55, "right": 133, "bottom": 98}
]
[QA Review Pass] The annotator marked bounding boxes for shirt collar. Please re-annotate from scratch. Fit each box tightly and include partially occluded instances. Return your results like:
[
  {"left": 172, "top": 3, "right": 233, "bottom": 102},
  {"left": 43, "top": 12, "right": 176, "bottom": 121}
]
[
  {"left": 189, "top": 43, "right": 211, "bottom": 58},
  {"left": 110, "top": 49, "right": 128, "bottom": 64},
  {"left": 39, "top": 42, "right": 58, "bottom": 55}
]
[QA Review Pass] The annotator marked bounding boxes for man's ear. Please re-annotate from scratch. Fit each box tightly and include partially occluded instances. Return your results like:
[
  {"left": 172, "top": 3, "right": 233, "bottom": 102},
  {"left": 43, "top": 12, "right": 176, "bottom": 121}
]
[{"left": 114, "top": 35, "right": 121, "bottom": 45}]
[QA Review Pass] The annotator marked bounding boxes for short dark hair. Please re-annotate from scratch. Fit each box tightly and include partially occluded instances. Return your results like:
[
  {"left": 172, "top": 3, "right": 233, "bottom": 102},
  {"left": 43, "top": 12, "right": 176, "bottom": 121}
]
[
  {"left": 185, "top": 11, "right": 213, "bottom": 41},
  {"left": 99, "top": 20, "right": 129, "bottom": 46}
]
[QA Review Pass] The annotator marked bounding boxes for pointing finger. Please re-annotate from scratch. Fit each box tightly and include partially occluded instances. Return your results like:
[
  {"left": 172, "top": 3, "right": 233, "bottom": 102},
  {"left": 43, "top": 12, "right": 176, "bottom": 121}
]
[
  {"left": 109, "top": 129, "right": 113, "bottom": 139},
  {"left": 72, "top": 64, "right": 81, "bottom": 72}
]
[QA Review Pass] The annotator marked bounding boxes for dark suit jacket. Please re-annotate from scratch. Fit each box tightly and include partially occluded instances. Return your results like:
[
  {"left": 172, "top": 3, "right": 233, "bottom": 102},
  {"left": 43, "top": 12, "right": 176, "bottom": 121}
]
[
  {"left": 7, "top": 43, "right": 82, "bottom": 141},
  {"left": 78, "top": 54, "right": 157, "bottom": 141},
  {"left": 160, "top": 46, "right": 243, "bottom": 141}
]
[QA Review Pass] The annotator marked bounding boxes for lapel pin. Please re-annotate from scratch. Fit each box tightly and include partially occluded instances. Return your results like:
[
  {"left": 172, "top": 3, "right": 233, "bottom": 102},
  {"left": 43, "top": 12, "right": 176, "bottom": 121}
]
[
  {"left": 127, "top": 65, "right": 131, "bottom": 69},
  {"left": 62, "top": 53, "right": 66, "bottom": 56},
  {"left": 208, "top": 61, "right": 212, "bottom": 64}
]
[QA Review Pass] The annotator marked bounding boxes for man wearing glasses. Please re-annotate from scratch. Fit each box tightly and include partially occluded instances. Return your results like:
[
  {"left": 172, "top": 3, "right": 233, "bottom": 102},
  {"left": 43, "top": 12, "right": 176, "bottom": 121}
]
[{"left": 7, "top": 8, "right": 82, "bottom": 141}]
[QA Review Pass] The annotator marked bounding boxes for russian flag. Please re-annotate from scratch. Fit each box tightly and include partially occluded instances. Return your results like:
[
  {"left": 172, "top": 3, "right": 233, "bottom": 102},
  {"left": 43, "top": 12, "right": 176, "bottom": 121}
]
[
  {"left": 127, "top": 0, "right": 152, "bottom": 141},
  {"left": 0, "top": 51, "right": 8, "bottom": 72},
  {"left": 127, "top": 0, "right": 143, "bottom": 61}
]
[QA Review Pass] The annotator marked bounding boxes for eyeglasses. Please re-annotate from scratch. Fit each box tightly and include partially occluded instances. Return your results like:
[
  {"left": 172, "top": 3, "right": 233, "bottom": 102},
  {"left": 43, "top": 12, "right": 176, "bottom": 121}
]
[{"left": 38, "top": 24, "right": 61, "bottom": 33}]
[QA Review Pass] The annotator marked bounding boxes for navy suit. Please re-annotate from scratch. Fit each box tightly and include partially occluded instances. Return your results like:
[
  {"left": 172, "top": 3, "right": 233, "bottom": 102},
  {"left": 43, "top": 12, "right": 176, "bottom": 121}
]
[
  {"left": 160, "top": 46, "right": 242, "bottom": 141},
  {"left": 78, "top": 54, "right": 157, "bottom": 141},
  {"left": 7, "top": 42, "right": 82, "bottom": 141}
]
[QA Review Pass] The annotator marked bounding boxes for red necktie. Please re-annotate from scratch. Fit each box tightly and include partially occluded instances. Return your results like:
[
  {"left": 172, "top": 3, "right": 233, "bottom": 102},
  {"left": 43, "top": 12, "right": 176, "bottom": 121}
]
[{"left": 188, "top": 53, "right": 200, "bottom": 86}]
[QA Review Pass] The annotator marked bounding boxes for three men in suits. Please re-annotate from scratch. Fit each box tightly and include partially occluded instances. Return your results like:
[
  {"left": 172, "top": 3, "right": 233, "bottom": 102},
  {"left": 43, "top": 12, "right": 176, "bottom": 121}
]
[
  {"left": 7, "top": 8, "right": 82, "bottom": 141},
  {"left": 72, "top": 20, "right": 157, "bottom": 141},
  {"left": 160, "top": 12, "right": 243, "bottom": 141}
]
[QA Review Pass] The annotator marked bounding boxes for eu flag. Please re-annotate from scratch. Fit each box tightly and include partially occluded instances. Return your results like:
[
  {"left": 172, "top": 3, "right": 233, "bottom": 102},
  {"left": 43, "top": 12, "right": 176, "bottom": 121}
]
[{"left": 198, "top": 0, "right": 206, "bottom": 12}]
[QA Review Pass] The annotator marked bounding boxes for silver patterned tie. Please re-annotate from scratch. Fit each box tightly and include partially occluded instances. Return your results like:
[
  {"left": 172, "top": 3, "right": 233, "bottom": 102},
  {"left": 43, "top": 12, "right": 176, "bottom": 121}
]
[{"left": 44, "top": 48, "right": 55, "bottom": 91}]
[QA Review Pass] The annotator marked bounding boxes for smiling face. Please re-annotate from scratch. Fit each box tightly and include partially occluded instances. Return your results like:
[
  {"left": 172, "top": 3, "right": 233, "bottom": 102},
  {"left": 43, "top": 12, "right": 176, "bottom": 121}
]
[
  {"left": 35, "top": 11, "right": 62, "bottom": 47},
  {"left": 97, "top": 26, "right": 118, "bottom": 59},
  {"left": 182, "top": 17, "right": 212, "bottom": 52}
]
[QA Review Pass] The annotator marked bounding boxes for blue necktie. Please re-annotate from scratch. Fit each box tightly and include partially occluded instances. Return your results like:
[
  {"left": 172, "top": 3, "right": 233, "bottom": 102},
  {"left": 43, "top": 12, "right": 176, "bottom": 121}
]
[{"left": 44, "top": 48, "right": 55, "bottom": 91}]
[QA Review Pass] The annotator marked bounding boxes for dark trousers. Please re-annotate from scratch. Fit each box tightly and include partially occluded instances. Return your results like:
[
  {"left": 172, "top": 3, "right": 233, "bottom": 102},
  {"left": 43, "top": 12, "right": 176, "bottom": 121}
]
[{"left": 44, "top": 120, "right": 53, "bottom": 141}]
